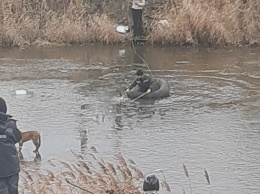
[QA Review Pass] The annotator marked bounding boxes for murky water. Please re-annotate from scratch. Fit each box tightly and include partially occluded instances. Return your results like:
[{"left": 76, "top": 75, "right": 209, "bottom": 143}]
[{"left": 0, "top": 45, "right": 259, "bottom": 194}]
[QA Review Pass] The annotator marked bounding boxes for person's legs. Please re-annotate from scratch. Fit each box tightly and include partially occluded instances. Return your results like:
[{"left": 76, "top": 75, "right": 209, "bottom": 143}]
[
  {"left": 132, "top": 9, "right": 143, "bottom": 38},
  {"left": 132, "top": 8, "right": 138, "bottom": 38},
  {"left": 136, "top": 10, "right": 143, "bottom": 37},
  {"left": 6, "top": 174, "right": 19, "bottom": 194},
  {"left": 0, "top": 178, "right": 9, "bottom": 194}
]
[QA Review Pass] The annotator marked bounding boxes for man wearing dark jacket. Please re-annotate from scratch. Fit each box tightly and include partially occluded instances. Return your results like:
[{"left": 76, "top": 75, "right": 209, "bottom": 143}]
[
  {"left": 0, "top": 97, "right": 22, "bottom": 194},
  {"left": 126, "top": 69, "right": 153, "bottom": 93}
]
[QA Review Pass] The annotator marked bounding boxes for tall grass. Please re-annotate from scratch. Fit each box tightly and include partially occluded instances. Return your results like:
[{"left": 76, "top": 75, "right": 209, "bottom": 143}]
[
  {"left": 0, "top": 0, "right": 127, "bottom": 47},
  {"left": 148, "top": 0, "right": 260, "bottom": 46},
  {"left": 19, "top": 148, "right": 212, "bottom": 193},
  {"left": 0, "top": 0, "right": 259, "bottom": 47},
  {"left": 20, "top": 151, "right": 145, "bottom": 193}
]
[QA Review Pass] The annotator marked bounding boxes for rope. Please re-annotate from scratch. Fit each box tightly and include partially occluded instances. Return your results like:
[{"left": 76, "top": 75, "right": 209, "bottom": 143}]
[
  {"left": 131, "top": 39, "right": 154, "bottom": 80},
  {"left": 131, "top": 91, "right": 150, "bottom": 102}
]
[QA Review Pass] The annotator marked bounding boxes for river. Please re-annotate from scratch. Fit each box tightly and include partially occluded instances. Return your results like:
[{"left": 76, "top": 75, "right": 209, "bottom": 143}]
[{"left": 0, "top": 44, "right": 259, "bottom": 194}]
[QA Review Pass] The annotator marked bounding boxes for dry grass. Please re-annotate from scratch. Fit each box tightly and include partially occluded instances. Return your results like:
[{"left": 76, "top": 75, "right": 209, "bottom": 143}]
[
  {"left": 0, "top": 0, "right": 259, "bottom": 47},
  {"left": 147, "top": 0, "right": 260, "bottom": 46},
  {"left": 0, "top": 0, "right": 127, "bottom": 47},
  {"left": 182, "top": 164, "right": 192, "bottom": 194},
  {"left": 19, "top": 147, "right": 177, "bottom": 194},
  {"left": 19, "top": 151, "right": 145, "bottom": 193},
  {"left": 19, "top": 148, "right": 212, "bottom": 194},
  {"left": 204, "top": 169, "right": 210, "bottom": 185},
  {"left": 182, "top": 164, "right": 211, "bottom": 194}
]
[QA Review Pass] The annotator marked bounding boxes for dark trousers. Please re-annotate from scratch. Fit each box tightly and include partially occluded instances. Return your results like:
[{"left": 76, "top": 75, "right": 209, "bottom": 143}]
[
  {"left": 0, "top": 174, "right": 19, "bottom": 194},
  {"left": 132, "top": 8, "right": 143, "bottom": 38},
  {"left": 138, "top": 82, "right": 151, "bottom": 92}
]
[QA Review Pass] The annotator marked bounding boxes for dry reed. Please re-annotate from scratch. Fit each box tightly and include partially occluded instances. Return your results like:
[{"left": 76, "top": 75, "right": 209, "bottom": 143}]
[
  {"left": 204, "top": 169, "right": 210, "bottom": 185},
  {"left": 0, "top": 0, "right": 259, "bottom": 47},
  {"left": 19, "top": 147, "right": 176, "bottom": 194},
  {"left": 182, "top": 164, "right": 189, "bottom": 178},
  {"left": 182, "top": 164, "right": 192, "bottom": 194},
  {"left": 20, "top": 152, "right": 143, "bottom": 193},
  {"left": 147, "top": 0, "right": 260, "bottom": 46},
  {"left": 19, "top": 150, "right": 212, "bottom": 193}
]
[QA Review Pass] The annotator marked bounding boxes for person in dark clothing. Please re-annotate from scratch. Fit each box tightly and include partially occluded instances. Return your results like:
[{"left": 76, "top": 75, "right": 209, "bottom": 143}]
[
  {"left": 0, "top": 97, "right": 22, "bottom": 194},
  {"left": 125, "top": 69, "right": 153, "bottom": 93},
  {"left": 132, "top": 0, "right": 145, "bottom": 39},
  {"left": 143, "top": 174, "right": 159, "bottom": 192}
]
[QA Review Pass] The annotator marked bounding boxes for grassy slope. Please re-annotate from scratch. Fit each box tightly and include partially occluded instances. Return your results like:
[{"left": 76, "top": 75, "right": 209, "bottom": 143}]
[{"left": 0, "top": 0, "right": 259, "bottom": 47}]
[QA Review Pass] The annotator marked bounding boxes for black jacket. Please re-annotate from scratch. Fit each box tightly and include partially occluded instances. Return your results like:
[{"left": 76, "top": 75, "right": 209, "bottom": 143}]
[
  {"left": 129, "top": 74, "right": 153, "bottom": 92},
  {"left": 0, "top": 112, "right": 22, "bottom": 177}
]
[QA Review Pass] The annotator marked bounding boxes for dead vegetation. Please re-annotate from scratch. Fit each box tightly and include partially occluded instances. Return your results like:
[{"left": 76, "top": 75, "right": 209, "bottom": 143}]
[
  {"left": 0, "top": 0, "right": 258, "bottom": 47},
  {"left": 146, "top": 0, "right": 260, "bottom": 46},
  {"left": 19, "top": 147, "right": 211, "bottom": 194},
  {"left": 19, "top": 148, "right": 146, "bottom": 194},
  {"left": 0, "top": 0, "right": 127, "bottom": 47}
]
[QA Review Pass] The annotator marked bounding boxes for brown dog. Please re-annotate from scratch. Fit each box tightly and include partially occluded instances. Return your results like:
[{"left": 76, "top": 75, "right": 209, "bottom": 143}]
[{"left": 19, "top": 131, "right": 41, "bottom": 154}]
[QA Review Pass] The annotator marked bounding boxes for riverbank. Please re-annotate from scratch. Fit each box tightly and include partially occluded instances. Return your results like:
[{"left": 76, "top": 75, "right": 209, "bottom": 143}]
[{"left": 0, "top": 0, "right": 259, "bottom": 47}]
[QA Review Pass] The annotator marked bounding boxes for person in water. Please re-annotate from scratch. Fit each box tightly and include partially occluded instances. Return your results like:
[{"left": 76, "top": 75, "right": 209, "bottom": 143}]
[{"left": 125, "top": 69, "right": 153, "bottom": 93}]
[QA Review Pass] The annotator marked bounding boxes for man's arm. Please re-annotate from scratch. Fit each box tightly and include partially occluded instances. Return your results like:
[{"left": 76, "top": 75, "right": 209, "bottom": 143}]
[
  {"left": 128, "top": 78, "right": 138, "bottom": 90},
  {"left": 6, "top": 119, "right": 22, "bottom": 143}
]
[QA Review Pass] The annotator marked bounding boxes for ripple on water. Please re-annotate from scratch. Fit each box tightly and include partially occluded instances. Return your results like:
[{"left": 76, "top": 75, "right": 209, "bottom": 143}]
[{"left": 0, "top": 46, "right": 259, "bottom": 194}]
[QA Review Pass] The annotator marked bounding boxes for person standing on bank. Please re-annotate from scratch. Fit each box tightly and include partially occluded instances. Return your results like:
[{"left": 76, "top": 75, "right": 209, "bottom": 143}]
[
  {"left": 0, "top": 97, "right": 22, "bottom": 194},
  {"left": 132, "top": 0, "right": 146, "bottom": 39}
]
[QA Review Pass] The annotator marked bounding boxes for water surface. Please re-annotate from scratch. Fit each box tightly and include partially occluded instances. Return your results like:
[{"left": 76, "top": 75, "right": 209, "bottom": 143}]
[{"left": 0, "top": 45, "right": 259, "bottom": 194}]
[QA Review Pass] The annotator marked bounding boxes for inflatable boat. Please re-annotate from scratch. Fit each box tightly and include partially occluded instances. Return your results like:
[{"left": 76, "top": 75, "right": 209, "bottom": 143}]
[{"left": 127, "top": 78, "right": 170, "bottom": 100}]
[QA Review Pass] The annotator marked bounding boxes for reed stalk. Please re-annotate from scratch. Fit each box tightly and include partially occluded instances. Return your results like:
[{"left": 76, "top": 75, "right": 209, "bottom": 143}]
[{"left": 183, "top": 164, "right": 192, "bottom": 194}]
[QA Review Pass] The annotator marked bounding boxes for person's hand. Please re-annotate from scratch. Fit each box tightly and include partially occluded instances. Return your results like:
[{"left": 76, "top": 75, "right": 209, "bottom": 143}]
[{"left": 147, "top": 88, "right": 151, "bottom": 93}]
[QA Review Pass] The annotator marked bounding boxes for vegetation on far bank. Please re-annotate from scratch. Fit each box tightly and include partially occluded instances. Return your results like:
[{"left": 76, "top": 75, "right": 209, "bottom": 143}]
[{"left": 0, "top": 0, "right": 259, "bottom": 47}]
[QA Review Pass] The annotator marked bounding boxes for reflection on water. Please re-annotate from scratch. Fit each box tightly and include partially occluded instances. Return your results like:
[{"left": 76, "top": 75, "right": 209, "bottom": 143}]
[{"left": 0, "top": 45, "right": 259, "bottom": 194}]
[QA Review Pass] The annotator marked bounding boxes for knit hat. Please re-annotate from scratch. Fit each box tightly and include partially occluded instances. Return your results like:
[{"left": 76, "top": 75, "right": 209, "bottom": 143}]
[
  {"left": 0, "top": 97, "right": 7, "bottom": 113},
  {"left": 136, "top": 69, "right": 144, "bottom": 76}
]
